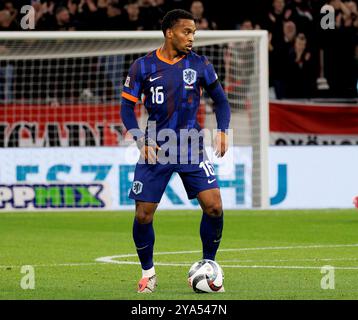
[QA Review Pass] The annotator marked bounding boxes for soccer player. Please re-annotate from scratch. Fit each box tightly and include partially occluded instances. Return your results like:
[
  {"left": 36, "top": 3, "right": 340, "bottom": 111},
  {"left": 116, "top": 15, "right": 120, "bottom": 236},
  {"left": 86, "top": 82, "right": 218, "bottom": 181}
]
[{"left": 120, "top": 9, "right": 231, "bottom": 293}]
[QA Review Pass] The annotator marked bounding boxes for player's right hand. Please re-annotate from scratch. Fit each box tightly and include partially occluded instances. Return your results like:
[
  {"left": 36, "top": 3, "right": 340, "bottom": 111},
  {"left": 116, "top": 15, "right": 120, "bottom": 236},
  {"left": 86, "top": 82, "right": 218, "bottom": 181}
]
[
  {"left": 140, "top": 145, "right": 161, "bottom": 164},
  {"left": 136, "top": 137, "right": 161, "bottom": 164}
]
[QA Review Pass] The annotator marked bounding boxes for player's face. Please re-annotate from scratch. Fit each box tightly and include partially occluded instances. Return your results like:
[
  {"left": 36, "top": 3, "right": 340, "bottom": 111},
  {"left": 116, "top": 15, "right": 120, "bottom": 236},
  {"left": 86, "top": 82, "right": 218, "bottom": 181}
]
[{"left": 169, "top": 19, "right": 196, "bottom": 54}]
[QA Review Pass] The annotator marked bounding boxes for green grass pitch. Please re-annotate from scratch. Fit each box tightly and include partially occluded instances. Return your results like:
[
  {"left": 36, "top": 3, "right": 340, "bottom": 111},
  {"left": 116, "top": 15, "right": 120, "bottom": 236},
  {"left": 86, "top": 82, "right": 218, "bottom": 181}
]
[{"left": 1, "top": 209, "right": 358, "bottom": 300}]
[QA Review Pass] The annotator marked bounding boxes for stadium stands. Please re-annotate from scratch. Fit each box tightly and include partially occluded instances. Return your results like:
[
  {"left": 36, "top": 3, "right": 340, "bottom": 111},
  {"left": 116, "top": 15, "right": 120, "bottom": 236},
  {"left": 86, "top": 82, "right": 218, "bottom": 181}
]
[{"left": 0, "top": 0, "right": 357, "bottom": 99}]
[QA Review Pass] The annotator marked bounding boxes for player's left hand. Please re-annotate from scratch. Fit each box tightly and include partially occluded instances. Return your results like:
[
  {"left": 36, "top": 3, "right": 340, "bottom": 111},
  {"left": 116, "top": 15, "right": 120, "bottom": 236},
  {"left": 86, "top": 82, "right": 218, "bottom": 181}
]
[{"left": 214, "top": 131, "right": 228, "bottom": 158}]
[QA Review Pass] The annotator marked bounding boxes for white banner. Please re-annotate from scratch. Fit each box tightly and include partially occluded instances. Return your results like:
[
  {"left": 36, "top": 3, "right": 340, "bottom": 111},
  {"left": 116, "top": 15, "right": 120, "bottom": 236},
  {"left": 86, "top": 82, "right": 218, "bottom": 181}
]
[
  {"left": 269, "top": 146, "right": 358, "bottom": 208},
  {"left": 270, "top": 132, "right": 358, "bottom": 146},
  {"left": 0, "top": 146, "right": 252, "bottom": 211},
  {"left": 2, "top": 146, "right": 355, "bottom": 210}
]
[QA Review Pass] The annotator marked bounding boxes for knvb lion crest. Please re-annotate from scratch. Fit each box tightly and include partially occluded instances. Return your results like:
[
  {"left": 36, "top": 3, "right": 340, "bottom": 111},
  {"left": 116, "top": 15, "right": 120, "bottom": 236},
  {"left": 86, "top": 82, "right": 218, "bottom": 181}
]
[
  {"left": 132, "top": 180, "right": 143, "bottom": 195},
  {"left": 183, "top": 68, "right": 197, "bottom": 85}
]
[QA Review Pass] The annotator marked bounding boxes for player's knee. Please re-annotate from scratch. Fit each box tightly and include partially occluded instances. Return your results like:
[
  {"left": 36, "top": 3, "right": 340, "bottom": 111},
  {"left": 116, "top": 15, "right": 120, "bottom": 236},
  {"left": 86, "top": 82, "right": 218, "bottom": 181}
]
[
  {"left": 205, "top": 202, "right": 223, "bottom": 217},
  {"left": 135, "top": 201, "right": 157, "bottom": 224},
  {"left": 135, "top": 206, "right": 155, "bottom": 224}
]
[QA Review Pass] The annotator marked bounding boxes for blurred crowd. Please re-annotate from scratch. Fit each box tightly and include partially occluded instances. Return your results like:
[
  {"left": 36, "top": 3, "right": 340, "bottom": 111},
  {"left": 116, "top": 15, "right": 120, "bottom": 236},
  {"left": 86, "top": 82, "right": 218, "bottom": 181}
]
[
  {"left": 0, "top": 0, "right": 357, "bottom": 99},
  {"left": 264, "top": 0, "right": 358, "bottom": 99},
  {"left": 0, "top": 0, "right": 197, "bottom": 31}
]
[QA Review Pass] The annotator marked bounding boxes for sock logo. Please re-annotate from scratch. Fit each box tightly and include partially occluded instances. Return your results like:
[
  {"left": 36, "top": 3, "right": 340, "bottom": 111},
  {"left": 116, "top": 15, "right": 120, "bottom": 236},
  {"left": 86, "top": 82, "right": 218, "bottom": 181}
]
[
  {"left": 132, "top": 181, "right": 143, "bottom": 195},
  {"left": 136, "top": 245, "right": 149, "bottom": 250}
]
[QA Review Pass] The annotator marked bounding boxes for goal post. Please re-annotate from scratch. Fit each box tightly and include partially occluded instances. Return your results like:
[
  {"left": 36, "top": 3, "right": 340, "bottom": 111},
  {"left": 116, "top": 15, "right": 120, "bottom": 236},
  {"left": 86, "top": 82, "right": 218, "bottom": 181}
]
[
  {"left": 0, "top": 30, "right": 269, "bottom": 209},
  {"left": 258, "top": 31, "right": 270, "bottom": 209}
]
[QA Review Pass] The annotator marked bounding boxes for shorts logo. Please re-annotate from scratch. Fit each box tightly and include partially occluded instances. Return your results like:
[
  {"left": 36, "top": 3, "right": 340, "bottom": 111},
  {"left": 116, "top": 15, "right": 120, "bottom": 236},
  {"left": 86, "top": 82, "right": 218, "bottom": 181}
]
[
  {"left": 124, "top": 76, "right": 130, "bottom": 88},
  {"left": 183, "top": 68, "right": 197, "bottom": 85},
  {"left": 132, "top": 180, "right": 143, "bottom": 195}
]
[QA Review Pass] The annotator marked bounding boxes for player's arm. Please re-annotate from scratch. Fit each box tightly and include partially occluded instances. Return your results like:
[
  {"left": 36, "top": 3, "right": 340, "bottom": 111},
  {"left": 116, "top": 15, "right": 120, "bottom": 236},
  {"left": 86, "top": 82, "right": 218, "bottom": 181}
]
[
  {"left": 121, "top": 98, "right": 160, "bottom": 164},
  {"left": 121, "top": 60, "right": 160, "bottom": 163},
  {"left": 205, "top": 80, "right": 231, "bottom": 157},
  {"left": 120, "top": 97, "right": 142, "bottom": 139},
  {"left": 201, "top": 56, "right": 231, "bottom": 157}
]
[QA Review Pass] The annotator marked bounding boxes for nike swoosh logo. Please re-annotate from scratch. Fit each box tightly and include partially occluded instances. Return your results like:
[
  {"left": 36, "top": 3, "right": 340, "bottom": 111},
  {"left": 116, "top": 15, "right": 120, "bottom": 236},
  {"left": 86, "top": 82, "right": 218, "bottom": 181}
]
[
  {"left": 213, "top": 238, "right": 221, "bottom": 243},
  {"left": 136, "top": 245, "right": 149, "bottom": 251},
  {"left": 208, "top": 179, "right": 216, "bottom": 184},
  {"left": 149, "top": 76, "right": 162, "bottom": 82}
]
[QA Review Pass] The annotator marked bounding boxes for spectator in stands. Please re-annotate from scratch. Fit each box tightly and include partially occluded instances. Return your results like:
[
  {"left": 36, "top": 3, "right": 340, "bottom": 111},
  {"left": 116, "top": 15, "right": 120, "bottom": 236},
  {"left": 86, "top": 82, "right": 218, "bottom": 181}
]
[
  {"left": 238, "top": 18, "right": 261, "bottom": 30},
  {"left": 263, "top": 0, "right": 292, "bottom": 39},
  {"left": 283, "top": 19, "right": 297, "bottom": 43},
  {"left": 286, "top": 0, "right": 314, "bottom": 38},
  {"left": 76, "top": 0, "right": 101, "bottom": 30},
  {"left": 33, "top": 1, "right": 46, "bottom": 28},
  {"left": 108, "top": 1, "right": 128, "bottom": 30},
  {"left": 78, "top": 0, "right": 98, "bottom": 14},
  {"left": 97, "top": 0, "right": 129, "bottom": 30},
  {"left": 319, "top": 0, "right": 357, "bottom": 98},
  {"left": 125, "top": 1, "right": 144, "bottom": 30},
  {"left": 50, "top": 6, "right": 77, "bottom": 30},
  {"left": 0, "top": 0, "right": 19, "bottom": 30},
  {"left": 66, "top": 0, "right": 94, "bottom": 29},
  {"left": 154, "top": 0, "right": 169, "bottom": 19},
  {"left": 284, "top": 33, "right": 316, "bottom": 98},
  {"left": 67, "top": 0, "right": 79, "bottom": 17},
  {"left": 189, "top": 0, "right": 217, "bottom": 30},
  {"left": 34, "top": 1, "right": 56, "bottom": 30},
  {"left": 269, "top": 20, "right": 297, "bottom": 98},
  {"left": 344, "top": 0, "right": 358, "bottom": 27},
  {"left": 138, "top": 0, "right": 163, "bottom": 30}
]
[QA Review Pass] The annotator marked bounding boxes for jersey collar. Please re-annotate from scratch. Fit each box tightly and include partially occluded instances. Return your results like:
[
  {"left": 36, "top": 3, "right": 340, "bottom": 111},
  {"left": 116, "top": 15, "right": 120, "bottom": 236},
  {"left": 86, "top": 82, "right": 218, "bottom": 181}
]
[{"left": 156, "top": 48, "right": 186, "bottom": 65}]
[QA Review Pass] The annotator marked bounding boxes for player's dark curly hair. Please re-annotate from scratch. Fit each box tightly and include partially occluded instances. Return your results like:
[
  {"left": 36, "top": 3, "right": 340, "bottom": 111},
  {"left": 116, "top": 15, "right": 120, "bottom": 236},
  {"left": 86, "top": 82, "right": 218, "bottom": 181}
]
[{"left": 161, "top": 9, "right": 195, "bottom": 36}]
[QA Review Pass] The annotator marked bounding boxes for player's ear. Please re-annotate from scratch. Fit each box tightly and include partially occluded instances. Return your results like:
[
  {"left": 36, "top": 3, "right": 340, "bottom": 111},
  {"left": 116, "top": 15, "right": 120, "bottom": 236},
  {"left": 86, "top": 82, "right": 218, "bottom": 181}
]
[{"left": 166, "top": 28, "right": 173, "bottom": 39}]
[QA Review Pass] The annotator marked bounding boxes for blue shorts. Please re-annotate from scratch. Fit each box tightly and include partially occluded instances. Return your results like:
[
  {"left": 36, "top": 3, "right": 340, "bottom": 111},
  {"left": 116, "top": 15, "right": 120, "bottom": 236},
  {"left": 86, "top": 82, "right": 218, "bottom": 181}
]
[{"left": 129, "top": 160, "right": 219, "bottom": 203}]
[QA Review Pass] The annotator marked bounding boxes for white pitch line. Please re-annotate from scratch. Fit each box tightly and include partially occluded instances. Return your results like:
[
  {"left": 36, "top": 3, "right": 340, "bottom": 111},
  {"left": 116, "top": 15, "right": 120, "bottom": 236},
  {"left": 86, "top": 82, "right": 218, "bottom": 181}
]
[
  {"left": 217, "top": 243, "right": 358, "bottom": 252},
  {"left": 221, "top": 265, "right": 358, "bottom": 270},
  {"left": 212, "top": 257, "right": 358, "bottom": 263},
  {"left": 91, "top": 260, "right": 358, "bottom": 270},
  {"left": 2, "top": 243, "right": 358, "bottom": 270},
  {"left": 95, "top": 243, "right": 358, "bottom": 264},
  {"left": 95, "top": 243, "right": 358, "bottom": 270},
  {"left": 0, "top": 262, "right": 102, "bottom": 269},
  {"left": 2, "top": 261, "right": 358, "bottom": 270},
  {"left": 95, "top": 260, "right": 358, "bottom": 270}
]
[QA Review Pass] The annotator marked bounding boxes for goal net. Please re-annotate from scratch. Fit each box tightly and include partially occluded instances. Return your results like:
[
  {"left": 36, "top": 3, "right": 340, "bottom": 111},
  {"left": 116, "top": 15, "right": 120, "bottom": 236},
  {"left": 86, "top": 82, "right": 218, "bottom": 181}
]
[{"left": 0, "top": 31, "right": 269, "bottom": 209}]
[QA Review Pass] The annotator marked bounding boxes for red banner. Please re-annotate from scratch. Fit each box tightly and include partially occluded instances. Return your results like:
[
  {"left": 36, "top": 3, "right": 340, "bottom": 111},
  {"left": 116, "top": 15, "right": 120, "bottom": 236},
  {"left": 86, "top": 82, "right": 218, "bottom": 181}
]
[
  {"left": 0, "top": 102, "right": 206, "bottom": 147},
  {"left": 269, "top": 100, "right": 358, "bottom": 145},
  {"left": 0, "top": 104, "right": 132, "bottom": 147}
]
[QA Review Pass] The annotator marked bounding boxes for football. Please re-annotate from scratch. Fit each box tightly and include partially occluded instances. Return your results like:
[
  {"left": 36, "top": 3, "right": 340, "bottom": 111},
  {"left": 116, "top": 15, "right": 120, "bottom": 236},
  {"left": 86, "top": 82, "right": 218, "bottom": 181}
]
[{"left": 188, "top": 259, "right": 224, "bottom": 293}]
